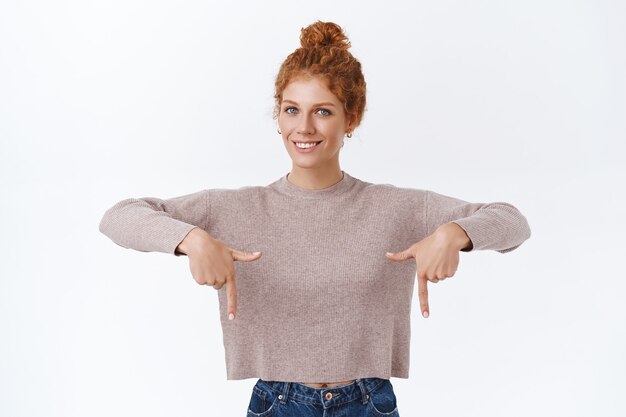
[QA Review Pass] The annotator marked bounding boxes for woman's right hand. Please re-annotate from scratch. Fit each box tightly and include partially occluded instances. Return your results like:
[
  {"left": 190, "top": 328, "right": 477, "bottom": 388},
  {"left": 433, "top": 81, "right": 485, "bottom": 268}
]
[{"left": 176, "top": 227, "right": 262, "bottom": 321}]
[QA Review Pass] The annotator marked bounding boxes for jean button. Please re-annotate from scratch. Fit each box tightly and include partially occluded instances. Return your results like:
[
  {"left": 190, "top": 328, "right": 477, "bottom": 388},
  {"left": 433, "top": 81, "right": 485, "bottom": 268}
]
[{"left": 325, "top": 392, "right": 333, "bottom": 400}]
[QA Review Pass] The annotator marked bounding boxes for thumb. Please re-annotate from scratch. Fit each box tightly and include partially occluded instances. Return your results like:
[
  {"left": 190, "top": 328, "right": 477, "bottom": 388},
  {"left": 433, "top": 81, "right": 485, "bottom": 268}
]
[
  {"left": 231, "top": 249, "right": 262, "bottom": 262},
  {"left": 385, "top": 250, "right": 413, "bottom": 262}
]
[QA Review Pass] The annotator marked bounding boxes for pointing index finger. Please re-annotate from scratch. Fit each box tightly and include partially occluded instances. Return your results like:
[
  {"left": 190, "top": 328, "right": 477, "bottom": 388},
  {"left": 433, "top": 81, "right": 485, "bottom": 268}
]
[
  {"left": 227, "top": 273, "right": 237, "bottom": 320},
  {"left": 417, "top": 274, "right": 429, "bottom": 318}
]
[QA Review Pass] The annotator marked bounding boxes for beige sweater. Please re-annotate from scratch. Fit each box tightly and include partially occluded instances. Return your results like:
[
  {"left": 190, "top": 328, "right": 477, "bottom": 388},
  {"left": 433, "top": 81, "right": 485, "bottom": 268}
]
[{"left": 99, "top": 171, "right": 531, "bottom": 381}]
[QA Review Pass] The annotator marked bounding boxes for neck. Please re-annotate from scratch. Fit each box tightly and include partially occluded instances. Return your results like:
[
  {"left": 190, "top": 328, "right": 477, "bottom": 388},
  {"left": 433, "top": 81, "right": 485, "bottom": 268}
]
[{"left": 287, "top": 165, "right": 344, "bottom": 190}]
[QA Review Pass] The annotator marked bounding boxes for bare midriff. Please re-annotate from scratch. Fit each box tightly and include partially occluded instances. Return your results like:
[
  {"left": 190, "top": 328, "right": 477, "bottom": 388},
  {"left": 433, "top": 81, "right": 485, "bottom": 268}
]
[{"left": 300, "top": 379, "right": 356, "bottom": 388}]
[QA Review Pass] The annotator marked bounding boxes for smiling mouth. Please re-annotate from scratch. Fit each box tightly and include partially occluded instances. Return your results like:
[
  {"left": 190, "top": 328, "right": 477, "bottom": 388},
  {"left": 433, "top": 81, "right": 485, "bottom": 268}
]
[{"left": 293, "top": 140, "right": 322, "bottom": 149}]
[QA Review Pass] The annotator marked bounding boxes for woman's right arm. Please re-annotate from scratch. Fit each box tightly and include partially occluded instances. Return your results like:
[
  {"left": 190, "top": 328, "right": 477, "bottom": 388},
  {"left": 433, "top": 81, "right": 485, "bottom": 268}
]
[
  {"left": 99, "top": 189, "right": 262, "bottom": 320},
  {"left": 98, "top": 190, "right": 209, "bottom": 256}
]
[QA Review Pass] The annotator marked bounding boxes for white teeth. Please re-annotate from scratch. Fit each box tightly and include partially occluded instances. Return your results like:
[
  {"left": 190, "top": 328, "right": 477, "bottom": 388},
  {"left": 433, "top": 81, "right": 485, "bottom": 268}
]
[{"left": 295, "top": 142, "right": 319, "bottom": 149}]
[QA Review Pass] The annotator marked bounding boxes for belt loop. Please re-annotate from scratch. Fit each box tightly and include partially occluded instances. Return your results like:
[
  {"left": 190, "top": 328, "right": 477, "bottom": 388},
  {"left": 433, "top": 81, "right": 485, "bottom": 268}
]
[
  {"left": 355, "top": 378, "right": 369, "bottom": 404},
  {"left": 279, "top": 382, "right": 291, "bottom": 404}
]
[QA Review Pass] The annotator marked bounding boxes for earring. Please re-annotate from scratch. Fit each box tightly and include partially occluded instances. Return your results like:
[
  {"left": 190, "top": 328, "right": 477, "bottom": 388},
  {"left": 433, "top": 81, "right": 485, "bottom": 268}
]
[
  {"left": 277, "top": 128, "right": 282, "bottom": 135},
  {"left": 346, "top": 132, "right": 353, "bottom": 138}
]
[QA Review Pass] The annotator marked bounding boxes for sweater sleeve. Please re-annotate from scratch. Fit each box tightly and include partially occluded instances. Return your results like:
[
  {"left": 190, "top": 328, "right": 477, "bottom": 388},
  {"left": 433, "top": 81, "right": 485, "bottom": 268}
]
[
  {"left": 424, "top": 190, "right": 531, "bottom": 254},
  {"left": 98, "top": 190, "right": 209, "bottom": 256}
]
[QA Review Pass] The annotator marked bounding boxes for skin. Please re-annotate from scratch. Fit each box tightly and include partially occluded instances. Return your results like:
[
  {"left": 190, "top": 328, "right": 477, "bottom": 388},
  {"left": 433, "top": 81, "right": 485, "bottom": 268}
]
[{"left": 176, "top": 75, "right": 471, "bottom": 388}]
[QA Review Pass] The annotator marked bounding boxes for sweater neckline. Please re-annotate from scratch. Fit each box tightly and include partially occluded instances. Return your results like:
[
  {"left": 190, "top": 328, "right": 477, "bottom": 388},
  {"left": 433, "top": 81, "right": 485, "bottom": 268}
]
[{"left": 274, "top": 170, "right": 356, "bottom": 199}]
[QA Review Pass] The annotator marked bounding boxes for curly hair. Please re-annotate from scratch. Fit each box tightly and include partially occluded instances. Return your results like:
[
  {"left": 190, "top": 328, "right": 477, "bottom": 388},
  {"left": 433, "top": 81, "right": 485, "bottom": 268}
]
[{"left": 273, "top": 21, "right": 367, "bottom": 131}]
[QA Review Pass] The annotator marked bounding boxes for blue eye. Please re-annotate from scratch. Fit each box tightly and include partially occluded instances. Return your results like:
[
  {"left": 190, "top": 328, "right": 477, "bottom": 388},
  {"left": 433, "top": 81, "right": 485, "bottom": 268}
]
[
  {"left": 285, "top": 107, "right": 297, "bottom": 114},
  {"left": 318, "top": 108, "right": 331, "bottom": 116}
]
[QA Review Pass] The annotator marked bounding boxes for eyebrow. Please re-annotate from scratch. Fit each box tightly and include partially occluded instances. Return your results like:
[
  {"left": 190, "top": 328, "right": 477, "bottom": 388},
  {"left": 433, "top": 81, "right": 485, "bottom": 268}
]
[{"left": 282, "top": 99, "right": 336, "bottom": 107}]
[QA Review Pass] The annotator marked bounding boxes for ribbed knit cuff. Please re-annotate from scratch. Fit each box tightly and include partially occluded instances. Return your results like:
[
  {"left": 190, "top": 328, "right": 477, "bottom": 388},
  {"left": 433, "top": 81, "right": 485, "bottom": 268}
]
[
  {"left": 452, "top": 212, "right": 529, "bottom": 254},
  {"left": 161, "top": 223, "right": 199, "bottom": 256}
]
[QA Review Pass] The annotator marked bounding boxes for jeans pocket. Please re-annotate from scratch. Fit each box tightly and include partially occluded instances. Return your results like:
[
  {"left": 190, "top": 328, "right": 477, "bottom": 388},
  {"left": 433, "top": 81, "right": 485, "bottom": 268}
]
[
  {"left": 367, "top": 379, "right": 399, "bottom": 417},
  {"left": 247, "top": 380, "right": 280, "bottom": 417}
]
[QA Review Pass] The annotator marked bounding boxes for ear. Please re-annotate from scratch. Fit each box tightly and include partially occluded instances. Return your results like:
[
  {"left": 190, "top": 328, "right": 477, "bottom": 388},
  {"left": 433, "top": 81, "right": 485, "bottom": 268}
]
[{"left": 345, "top": 115, "right": 356, "bottom": 132}]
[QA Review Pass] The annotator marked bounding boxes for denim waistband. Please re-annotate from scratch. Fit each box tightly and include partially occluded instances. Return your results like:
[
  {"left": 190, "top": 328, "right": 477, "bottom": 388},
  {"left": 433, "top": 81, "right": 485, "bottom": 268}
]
[{"left": 257, "top": 377, "right": 387, "bottom": 407}]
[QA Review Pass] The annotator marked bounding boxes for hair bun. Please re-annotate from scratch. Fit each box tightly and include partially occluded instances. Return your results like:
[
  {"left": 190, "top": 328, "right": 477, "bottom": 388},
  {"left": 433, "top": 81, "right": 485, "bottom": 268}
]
[{"left": 300, "top": 21, "right": 351, "bottom": 51}]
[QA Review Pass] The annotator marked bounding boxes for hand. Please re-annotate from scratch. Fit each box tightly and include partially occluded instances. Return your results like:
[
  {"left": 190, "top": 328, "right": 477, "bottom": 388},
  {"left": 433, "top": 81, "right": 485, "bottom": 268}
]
[
  {"left": 385, "top": 223, "right": 470, "bottom": 318},
  {"left": 176, "top": 228, "right": 262, "bottom": 321}
]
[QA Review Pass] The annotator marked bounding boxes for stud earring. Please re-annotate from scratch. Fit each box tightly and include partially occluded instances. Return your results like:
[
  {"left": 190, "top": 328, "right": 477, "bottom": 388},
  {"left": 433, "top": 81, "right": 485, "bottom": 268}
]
[
  {"left": 277, "top": 128, "right": 282, "bottom": 135},
  {"left": 346, "top": 132, "right": 353, "bottom": 138}
]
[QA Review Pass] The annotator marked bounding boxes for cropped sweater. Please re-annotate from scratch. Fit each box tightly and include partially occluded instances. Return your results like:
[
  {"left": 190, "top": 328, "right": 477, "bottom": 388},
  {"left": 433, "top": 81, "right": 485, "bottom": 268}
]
[{"left": 98, "top": 171, "right": 531, "bottom": 382}]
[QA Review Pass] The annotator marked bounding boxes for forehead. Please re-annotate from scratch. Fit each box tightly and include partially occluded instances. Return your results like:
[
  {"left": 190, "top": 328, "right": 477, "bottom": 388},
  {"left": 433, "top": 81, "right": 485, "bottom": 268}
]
[{"left": 282, "top": 76, "right": 340, "bottom": 106}]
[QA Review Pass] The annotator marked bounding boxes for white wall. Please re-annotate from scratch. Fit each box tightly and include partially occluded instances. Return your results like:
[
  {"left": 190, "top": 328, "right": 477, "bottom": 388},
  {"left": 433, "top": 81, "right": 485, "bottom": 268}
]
[{"left": 1, "top": 0, "right": 624, "bottom": 416}]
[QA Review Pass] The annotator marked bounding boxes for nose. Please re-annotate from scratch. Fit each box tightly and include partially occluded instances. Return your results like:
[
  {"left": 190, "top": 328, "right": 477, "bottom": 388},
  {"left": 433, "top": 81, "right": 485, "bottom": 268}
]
[{"left": 297, "top": 113, "right": 315, "bottom": 135}]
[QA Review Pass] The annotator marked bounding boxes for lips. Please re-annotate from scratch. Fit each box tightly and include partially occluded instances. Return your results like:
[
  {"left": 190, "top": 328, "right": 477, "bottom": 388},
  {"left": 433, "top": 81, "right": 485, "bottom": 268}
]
[{"left": 292, "top": 140, "right": 322, "bottom": 152}]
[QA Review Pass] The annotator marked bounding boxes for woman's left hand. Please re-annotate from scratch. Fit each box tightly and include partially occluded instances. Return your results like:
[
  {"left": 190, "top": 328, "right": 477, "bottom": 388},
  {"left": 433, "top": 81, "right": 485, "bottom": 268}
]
[{"left": 385, "top": 223, "right": 472, "bottom": 319}]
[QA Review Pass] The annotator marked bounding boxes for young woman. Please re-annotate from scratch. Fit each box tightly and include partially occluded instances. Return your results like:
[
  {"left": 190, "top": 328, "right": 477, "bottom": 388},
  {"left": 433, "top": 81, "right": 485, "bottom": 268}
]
[{"left": 99, "top": 21, "right": 531, "bottom": 417}]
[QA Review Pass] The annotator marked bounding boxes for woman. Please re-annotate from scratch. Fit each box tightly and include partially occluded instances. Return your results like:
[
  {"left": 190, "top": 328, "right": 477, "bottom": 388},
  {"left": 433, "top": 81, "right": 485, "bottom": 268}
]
[{"left": 99, "top": 21, "right": 531, "bottom": 417}]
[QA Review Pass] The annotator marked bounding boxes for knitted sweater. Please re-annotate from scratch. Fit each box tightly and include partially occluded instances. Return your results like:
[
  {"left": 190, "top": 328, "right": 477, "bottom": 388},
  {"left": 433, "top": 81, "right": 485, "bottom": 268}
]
[{"left": 98, "top": 171, "right": 531, "bottom": 381}]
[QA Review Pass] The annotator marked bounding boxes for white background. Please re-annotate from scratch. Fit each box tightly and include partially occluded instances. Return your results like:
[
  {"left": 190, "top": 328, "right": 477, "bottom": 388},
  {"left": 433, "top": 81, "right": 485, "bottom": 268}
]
[{"left": 1, "top": 1, "right": 624, "bottom": 416}]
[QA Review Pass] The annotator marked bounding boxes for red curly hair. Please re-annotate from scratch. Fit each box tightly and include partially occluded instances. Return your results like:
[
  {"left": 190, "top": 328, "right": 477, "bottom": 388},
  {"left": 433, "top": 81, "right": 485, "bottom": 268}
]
[{"left": 274, "top": 21, "right": 367, "bottom": 131}]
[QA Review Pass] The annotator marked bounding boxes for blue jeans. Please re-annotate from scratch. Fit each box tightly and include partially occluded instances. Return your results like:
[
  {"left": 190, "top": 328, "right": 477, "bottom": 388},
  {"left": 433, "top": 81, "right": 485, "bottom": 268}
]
[{"left": 246, "top": 377, "right": 400, "bottom": 416}]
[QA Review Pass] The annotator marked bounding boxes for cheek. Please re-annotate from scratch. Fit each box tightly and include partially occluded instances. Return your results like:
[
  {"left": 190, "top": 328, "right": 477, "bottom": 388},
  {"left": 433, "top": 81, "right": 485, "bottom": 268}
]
[
  {"left": 325, "top": 120, "right": 345, "bottom": 138},
  {"left": 278, "top": 117, "right": 295, "bottom": 133}
]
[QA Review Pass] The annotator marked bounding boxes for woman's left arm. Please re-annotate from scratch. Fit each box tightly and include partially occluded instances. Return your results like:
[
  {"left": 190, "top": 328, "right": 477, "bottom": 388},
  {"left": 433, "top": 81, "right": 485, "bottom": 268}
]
[
  {"left": 423, "top": 189, "right": 532, "bottom": 254},
  {"left": 386, "top": 189, "right": 531, "bottom": 319}
]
